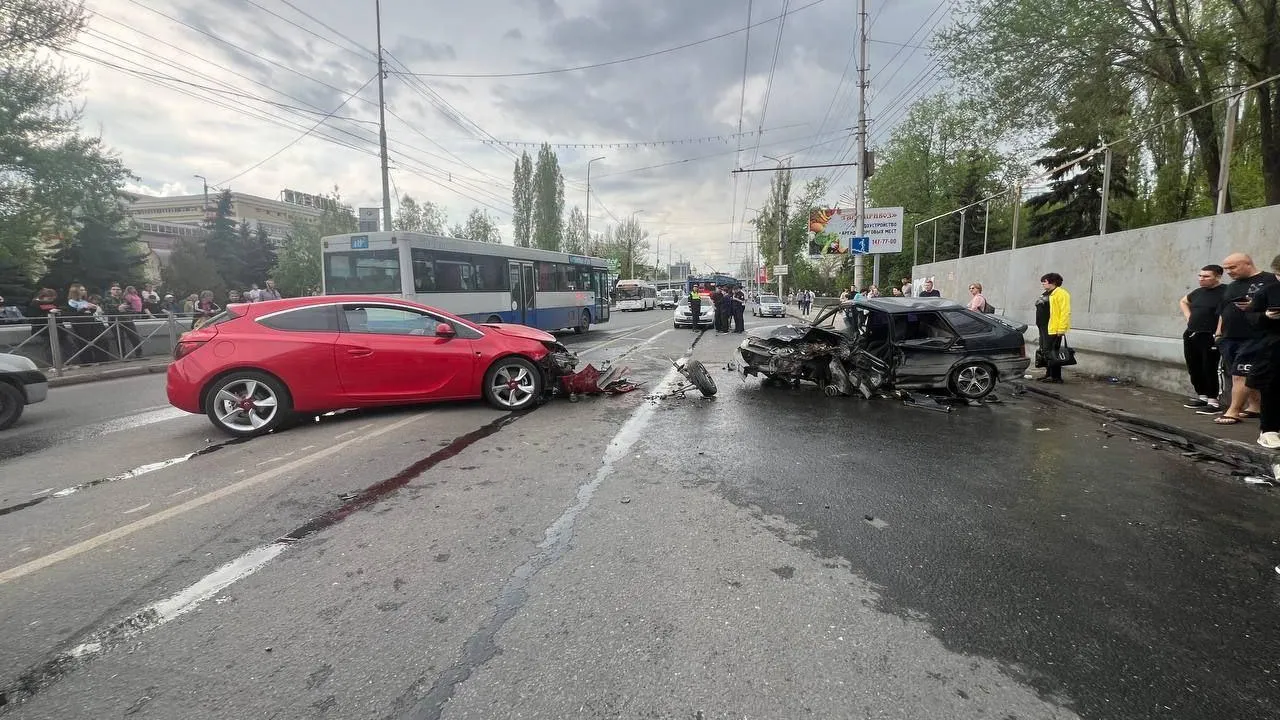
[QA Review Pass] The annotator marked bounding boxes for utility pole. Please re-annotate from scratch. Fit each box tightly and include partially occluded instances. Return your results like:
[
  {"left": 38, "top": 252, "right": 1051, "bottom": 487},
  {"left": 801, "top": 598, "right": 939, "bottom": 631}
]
[
  {"left": 193, "top": 174, "right": 209, "bottom": 226},
  {"left": 654, "top": 232, "right": 664, "bottom": 281},
  {"left": 374, "top": 0, "right": 393, "bottom": 233},
  {"left": 854, "top": 0, "right": 869, "bottom": 290},
  {"left": 586, "top": 156, "right": 605, "bottom": 254}
]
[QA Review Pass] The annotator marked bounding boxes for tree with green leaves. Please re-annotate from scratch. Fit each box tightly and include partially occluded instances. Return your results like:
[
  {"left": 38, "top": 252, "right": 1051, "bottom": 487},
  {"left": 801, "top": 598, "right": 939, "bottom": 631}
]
[
  {"left": 272, "top": 202, "right": 357, "bottom": 297},
  {"left": 162, "top": 239, "right": 223, "bottom": 300},
  {"left": 531, "top": 143, "right": 565, "bottom": 251},
  {"left": 563, "top": 206, "right": 587, "bottom": 254},
  {"left": 461, "top": 208, "right": 501, "bottom": 243},
  {"left": 393, "top": 193, "right": 447, "bottom": 234},
  {"left": 244, "top": 224, "right": 278, "bottom": 284},
  {"left": 512, "top": 151, "right": 534, "bottom": 247},
  {"left": 1, "top": 0, "right": 136, "bottom": 294},
  {"left": 203, "top": 190, "right": 241, "bottom": 287},
  {"left": 608, "top": 217, "right": 649, "bottom": 278},
  {"left": 40, "top": 206, "right": 149, "bottom": 293}
]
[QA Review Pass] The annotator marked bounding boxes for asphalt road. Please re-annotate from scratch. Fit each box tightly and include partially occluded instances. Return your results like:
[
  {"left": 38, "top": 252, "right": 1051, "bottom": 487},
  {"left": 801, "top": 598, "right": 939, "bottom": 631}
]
[{"left": 0, "top": 307, "right": 1276, "bottom": 719}]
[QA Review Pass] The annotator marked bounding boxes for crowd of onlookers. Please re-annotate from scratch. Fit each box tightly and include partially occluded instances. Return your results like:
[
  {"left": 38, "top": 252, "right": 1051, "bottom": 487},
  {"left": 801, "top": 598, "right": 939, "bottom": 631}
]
[{"left": 0, "top": 280, "right": 286, "bottom": 368}]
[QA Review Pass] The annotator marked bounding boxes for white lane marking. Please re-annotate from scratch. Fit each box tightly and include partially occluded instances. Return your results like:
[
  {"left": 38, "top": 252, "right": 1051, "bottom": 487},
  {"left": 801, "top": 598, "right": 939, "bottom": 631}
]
[
  {"left": 121, "top": 503, "right": 151, "bottom": 515},
  {"left": 255, "top": 456, "right": 285, "bottom": 466},
  {"left": 169, "top": 487, "right": 194, "bottom": 498},
  {"left": 357, "top": 423, "right": 374, "bottom": 431},
  {"left": 334, "top": 430, "right": 356, "bottom": 440},
  {"left": 76, "top": 523, "right": 94, "bottom": 531},
  {"left": 52, "top": 456, "right": 193, "bottom": 498},
  {"left": 576, "top": 317, "right": 672, "bottom": 356},
  {"left": 0, "top": 411, "right": 428, "bottom": 586},
  {"left": 31, "top": 488, "right": 53, "bottom": 497},
  {"left": 64, "top": 543, "right": 287, "bottom": 662},
  {"left": 298, "top": 445, "right": 316, "bottom": 452}
]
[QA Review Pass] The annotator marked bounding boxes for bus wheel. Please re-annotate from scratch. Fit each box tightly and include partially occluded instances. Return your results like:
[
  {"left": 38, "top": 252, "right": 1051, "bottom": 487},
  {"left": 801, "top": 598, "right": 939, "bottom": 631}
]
[{"left": 574, "top": 310, "right": 591, "bottom": 334}]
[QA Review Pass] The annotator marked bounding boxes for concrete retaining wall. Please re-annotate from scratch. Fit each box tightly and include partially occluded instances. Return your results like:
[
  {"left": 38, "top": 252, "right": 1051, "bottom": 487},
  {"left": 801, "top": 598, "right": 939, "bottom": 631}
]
[{"left": 912, "top": 205, "right": 1280, "bottom": 394}]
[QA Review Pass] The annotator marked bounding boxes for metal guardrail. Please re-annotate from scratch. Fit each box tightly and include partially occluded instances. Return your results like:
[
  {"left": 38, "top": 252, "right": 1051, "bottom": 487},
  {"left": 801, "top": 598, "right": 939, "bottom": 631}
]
[{"left": 0, "top": 312, "right": 197, "bottom": 376}]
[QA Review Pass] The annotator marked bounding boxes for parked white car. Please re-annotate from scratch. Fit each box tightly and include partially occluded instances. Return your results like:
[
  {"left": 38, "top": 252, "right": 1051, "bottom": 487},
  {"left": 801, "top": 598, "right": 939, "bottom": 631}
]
[
  {"left": 673, "top": 297, "right": 715, "bottom": 328},
  {"left": 751, "top": 294, "right": 787, "bottom": 318},
  {"left": 0, "top": 353, "right": 48, "bottom": 430}
]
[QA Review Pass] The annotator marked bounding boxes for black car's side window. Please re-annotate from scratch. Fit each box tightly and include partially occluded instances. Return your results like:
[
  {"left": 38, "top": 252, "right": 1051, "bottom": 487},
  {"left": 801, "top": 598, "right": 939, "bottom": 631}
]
[
  {"left": 943, "top": 310, "right": 992, "bottom": 336},
  {"left": 895, "top": 312, "right": 955, "bottom": 341}
]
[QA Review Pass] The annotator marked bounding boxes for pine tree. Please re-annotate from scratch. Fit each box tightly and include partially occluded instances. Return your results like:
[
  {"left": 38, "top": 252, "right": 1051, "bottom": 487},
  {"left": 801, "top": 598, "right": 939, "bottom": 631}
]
[
  {"left": 204, "top": 189, "right": 241, "bottom": 287},
  {"left": 40, "top": 207, "right": 148, "bottom": 294},
  {"left": 161, "top": 238, "right": 224, "bottom": 300},
  {"left": 244, "top": 225, "right": 277, "bottom": 284},
  {"left": 512, "top": 151, "right": 534, "bottom": 247},
  {"left": 531, "top": 143, "right": 565, "bottom": 251}
]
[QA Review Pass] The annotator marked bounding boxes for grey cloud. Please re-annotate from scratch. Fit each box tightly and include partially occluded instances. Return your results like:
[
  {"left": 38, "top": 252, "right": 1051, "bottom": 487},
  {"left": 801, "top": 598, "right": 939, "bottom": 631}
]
[
  {"left": 390, "top": 37, "right": 457, "bottom": 63},
  {"left": 503, "top": 28, "right": 523, "bottom": 41}
]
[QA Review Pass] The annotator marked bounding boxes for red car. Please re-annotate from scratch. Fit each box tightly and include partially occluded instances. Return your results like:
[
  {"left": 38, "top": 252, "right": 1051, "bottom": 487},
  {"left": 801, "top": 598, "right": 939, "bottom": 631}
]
[{"left": 166, "top": 296, "right": 577, "bottom": 437}]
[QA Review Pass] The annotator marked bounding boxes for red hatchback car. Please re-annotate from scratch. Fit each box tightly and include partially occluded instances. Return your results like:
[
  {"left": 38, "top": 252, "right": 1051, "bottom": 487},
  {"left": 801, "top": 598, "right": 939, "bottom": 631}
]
[{"left": 167, "top": 296, "right": 577, "bottom": 437}]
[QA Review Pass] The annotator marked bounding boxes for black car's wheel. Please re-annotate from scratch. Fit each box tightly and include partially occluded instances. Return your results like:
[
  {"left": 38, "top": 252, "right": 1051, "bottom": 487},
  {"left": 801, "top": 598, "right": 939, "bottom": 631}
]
[
  {"left": 573, "top": 309, "right": 591, "bottom": 334},
  {"left": 685, "top": 359, "right": 717, "bottom": 397},
  {"left": 204, "top": 370, "right": 293, "bottom": 437},
  {"left": 486, "top": 315, "right": 502, "bottom": 324},
  {"left": 483, "top": 356, "right": 542, "bottom": 411},
  {"left": 950, "top": 362, "right": 996, "bottom": 400},
  {"left": 0, "top": 382, "right": 25, "bottom": 431}
]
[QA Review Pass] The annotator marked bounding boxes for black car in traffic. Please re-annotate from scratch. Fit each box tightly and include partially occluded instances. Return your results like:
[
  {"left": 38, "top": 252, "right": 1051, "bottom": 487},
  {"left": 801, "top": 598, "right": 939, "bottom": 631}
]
[{"left": 736, "top": 297, "right": 1031, "bottom": 400}]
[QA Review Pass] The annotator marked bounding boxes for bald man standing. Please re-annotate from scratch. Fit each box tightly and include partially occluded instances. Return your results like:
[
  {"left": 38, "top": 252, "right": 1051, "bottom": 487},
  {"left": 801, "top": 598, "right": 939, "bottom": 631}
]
[{"left": 1212, "top": 253, "right": 1279, "bottom": 425}]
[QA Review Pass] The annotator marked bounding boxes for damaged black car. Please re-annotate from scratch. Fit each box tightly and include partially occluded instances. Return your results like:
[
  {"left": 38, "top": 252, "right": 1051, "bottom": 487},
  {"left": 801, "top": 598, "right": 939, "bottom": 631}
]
[{"left": 736, "top": 298, "right": 1031, "bottom": 400}]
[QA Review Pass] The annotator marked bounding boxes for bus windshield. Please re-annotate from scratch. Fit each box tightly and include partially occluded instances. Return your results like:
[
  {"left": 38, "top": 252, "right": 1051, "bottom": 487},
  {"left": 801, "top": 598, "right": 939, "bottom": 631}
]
[
  {"left": 325, "top": 250, "right": 401, "bottom": 293},
  {"left": 616, "top": 285, "right": 645, "bottom": 300}
]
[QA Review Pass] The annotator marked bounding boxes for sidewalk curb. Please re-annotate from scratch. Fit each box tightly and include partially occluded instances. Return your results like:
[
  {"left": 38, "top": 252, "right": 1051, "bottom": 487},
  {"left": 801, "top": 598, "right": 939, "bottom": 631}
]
[
  {"left": 1021, "top": 383, "right": 1276, "bottom": 471},
  {"left": 47, "top": 362, "right": 170, "bottom": 388}
]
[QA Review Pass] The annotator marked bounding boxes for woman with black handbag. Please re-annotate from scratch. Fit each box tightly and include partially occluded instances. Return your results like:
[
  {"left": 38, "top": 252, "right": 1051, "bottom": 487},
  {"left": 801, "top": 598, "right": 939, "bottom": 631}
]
[{"left": 1034, "top": 272, "right": 1073, "bottom": 383}]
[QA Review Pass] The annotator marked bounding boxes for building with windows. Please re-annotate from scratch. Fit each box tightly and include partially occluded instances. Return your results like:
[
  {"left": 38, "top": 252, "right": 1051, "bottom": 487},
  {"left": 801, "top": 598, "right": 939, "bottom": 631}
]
[{"left": 126, "top": 190, "right": 329, "bottom": 243}]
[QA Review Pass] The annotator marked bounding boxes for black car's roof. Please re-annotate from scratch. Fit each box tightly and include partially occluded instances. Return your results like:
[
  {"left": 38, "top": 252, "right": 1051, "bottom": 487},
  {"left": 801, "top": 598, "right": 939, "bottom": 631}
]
[{"left": 832, "top": 297, "right": 964, "bottom": 313}]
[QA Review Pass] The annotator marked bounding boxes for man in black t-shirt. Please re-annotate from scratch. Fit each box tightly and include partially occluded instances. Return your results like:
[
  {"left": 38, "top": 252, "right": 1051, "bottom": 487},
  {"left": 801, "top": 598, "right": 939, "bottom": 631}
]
[
  {"left": 1213, "top": 253, "right": 1280, "bottom": 424},
  {"left": 1179, "top": 264, "right": 1226, "bottom": 410}
]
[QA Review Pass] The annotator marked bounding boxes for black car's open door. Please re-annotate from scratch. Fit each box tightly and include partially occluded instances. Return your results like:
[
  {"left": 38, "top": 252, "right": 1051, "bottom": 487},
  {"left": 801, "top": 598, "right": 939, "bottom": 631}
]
[{"left": 889, "top": 311, "right": 964, "bottom": 387}]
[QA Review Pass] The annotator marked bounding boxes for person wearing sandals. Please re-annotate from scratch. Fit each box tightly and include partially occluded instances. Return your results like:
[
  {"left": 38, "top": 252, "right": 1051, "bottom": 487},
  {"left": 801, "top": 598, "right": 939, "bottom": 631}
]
[
  {"left": 1212, "top": 253, "right": 1278, "bottom": 426},
  {"left": 1248, "top": 254, "right": 1280, "bottom": 448},
  {"left": 1035, "top": 273, "right": 1071, "bottom": 383}
]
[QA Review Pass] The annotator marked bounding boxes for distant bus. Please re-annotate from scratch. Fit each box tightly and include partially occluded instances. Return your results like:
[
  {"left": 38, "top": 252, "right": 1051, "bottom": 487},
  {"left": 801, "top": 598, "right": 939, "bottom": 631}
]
[
  {"left": 684, "top": 275, "right": 740, "bottom": 294},
  {"left": 320, "top": 231, "right": 611, "bottom": 333},
  {"left": 614, "top": 279, "right": 657, "bottom": 311}
]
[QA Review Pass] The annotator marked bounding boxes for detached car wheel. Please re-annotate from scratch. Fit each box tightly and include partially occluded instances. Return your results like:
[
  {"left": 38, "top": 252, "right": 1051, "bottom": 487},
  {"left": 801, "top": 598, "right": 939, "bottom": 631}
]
[
  {"left": 484, "top": 357, "right": 542, "bottom": 411},
  {"left": 950, "top": 362, "right": 996, "bottom": 400},
  {"left": 685, "top": 359, "right": 718, "bottom": 397},
  {"left": 0, "top": 382, "right": 24, "bottom": 431},
  {"left": 205, "top": 371, "right": 292, "bottom": 437}
]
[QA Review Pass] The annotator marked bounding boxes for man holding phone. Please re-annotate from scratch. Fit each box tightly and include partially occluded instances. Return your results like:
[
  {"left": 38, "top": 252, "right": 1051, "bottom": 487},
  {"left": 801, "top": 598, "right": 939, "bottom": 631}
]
[{"left": 1212, "top": 253, "right": 1278, "bottom": 425}]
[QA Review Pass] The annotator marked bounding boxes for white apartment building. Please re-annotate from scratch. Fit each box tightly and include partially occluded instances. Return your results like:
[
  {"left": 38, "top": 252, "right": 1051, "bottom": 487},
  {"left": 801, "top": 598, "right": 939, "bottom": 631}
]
[{"left": 126, "top": 190, "right": 327, "bottom": 242}]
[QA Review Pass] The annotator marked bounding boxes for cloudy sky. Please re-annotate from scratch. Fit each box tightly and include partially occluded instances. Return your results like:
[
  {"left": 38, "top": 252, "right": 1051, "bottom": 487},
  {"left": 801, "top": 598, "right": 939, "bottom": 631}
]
[{"left": 69, "top": 0, "right": 950, "bottom": 272}]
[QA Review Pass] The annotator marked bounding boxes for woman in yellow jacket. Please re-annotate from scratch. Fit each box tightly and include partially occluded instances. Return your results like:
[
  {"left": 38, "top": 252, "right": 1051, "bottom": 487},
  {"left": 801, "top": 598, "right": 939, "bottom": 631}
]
[{"left": 1035, "top": 272, "right": 1072, "bottom": 382}]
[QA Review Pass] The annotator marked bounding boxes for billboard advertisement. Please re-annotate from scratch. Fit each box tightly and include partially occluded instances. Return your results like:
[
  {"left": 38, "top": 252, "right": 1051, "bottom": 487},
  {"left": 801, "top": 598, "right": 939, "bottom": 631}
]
[{"left": 807, "top": 206, "right": 905, "bottom": 258}]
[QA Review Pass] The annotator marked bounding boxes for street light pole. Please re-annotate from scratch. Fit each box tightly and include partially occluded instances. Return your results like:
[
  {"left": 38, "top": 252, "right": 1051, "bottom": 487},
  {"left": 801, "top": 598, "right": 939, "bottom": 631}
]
[
  {"left": 627, "top": 210, "right": 645, "bottom": 278},
  {"left": 586, "top": 156, "right": 605, "bottom": 254},
  {"left": 193, "top": 174, "right": 209, "bottom": 227},
  {"left": 764, "top": 155, "right": 790, "bottom": 300}
]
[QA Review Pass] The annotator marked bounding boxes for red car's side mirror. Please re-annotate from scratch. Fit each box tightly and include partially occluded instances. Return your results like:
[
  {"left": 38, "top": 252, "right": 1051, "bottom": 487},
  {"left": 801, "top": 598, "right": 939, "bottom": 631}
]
[{"left": 435, "top": 323, "right": 456, "bottom": 338}]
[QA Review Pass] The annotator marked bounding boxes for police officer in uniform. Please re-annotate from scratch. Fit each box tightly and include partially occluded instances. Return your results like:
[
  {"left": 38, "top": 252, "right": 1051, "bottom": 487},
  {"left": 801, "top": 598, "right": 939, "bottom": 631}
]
[{"left": 688, "top": 287, "right": 702, "bottom": 331}]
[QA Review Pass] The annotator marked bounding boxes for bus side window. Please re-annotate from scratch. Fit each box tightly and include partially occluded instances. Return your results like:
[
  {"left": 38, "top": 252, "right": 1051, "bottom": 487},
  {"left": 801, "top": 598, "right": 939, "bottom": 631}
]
[{"left": 411, "top": 249, "right": 435, "bottom": 292}]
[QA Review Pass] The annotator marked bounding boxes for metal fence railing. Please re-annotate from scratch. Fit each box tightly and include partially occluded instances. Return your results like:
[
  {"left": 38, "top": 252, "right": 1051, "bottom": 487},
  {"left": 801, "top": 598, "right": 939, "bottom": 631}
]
[{"left": 0, "top": 312, "right": 196, "bottom": 376}]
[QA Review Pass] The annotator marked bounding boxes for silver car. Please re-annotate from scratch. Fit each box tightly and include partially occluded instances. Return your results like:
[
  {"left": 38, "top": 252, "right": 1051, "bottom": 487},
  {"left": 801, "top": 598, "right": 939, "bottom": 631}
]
[
  {"left": 751, "top": 294, "right": 786, "bottom": 318},
  {"left": 1, "top": 352, "right": 49, "bottom": 430}
]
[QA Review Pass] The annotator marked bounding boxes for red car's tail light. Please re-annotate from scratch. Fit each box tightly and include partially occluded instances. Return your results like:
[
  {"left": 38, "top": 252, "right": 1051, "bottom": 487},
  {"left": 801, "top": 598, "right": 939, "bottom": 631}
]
[{"left": 174, "top": 340, "right": 208, "bottom": 360}]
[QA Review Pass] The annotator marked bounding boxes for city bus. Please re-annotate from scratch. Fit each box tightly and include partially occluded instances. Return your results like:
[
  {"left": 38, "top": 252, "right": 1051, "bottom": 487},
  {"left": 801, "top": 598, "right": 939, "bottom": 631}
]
[
  {"left": 320, "top": 231, "right": 611, "bottom": 333},
  {"left": 614, "top": 279, "right": 657, "bottom": 311},
  {"left": 684, "top": 274, "right": 740, "bottom": 294}
]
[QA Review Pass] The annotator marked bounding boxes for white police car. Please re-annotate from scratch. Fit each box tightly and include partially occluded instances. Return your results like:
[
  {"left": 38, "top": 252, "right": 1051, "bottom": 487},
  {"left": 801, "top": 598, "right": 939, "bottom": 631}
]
[
  {"left": 0, "top": 353, "right": 48, "bottom": 430},
  {"left": 751, "top": 294, "right": 786, "bottom": 318}
]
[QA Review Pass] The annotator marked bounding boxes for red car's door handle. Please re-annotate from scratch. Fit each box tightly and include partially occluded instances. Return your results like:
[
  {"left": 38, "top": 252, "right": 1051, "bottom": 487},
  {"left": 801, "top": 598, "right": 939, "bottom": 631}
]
[{"left": 346, "top": 347, "right": 373, "bottom": 358}]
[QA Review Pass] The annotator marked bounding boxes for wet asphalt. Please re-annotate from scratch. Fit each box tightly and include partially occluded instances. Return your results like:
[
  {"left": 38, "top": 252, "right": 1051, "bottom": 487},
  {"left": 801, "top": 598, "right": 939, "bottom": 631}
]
[{"left": 0, "top": 309, "right": 1275, "bottom": 719}]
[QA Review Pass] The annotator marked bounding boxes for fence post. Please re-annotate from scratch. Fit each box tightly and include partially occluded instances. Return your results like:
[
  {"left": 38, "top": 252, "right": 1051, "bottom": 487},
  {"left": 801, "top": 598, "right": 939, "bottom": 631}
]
[
  {"left": 982, "top": 200, "right": 990, "bottom": 254},
  {"left": 958, "top": 209, "right": 967, "bottom": 259},
  {"left": 46, "top": 314, "right": 63, "bottom": 375},
  {"left": 913, "top": 225, "right": 919, "bottom": 268},
  {"left": 1217, "top": 94, "right": 1239, "bottom": 215},
  {"left": 931, "top": 220, "right": 938, "bottom": 264},
  {"left": 1011, "top": 183, "right": 1022, "bottom": 250},
  {"left": 167, "top": 312, "right": 179, "bottom": 352},
  {"left": 1099, "top": 148, "right": 1113, "bottom": 236}
]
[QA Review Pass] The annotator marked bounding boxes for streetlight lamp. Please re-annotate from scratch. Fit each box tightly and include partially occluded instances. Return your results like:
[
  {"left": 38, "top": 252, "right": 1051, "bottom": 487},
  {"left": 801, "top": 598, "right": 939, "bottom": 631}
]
[
  {"left": 627, "top": 210, "right": 645, "bottom": 278},
  {"left": 585, "top": 156, "right": 605, "bottom": 254}
]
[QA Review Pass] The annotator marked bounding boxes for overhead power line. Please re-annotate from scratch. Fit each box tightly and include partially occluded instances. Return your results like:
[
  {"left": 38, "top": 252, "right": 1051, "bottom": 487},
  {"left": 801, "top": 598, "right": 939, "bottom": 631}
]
[
  {"left": 387, "top": 0, "right": 831, "bottom": 79},
  {"left": 481, "top": 123, "right": 807, "bottom": 150}
]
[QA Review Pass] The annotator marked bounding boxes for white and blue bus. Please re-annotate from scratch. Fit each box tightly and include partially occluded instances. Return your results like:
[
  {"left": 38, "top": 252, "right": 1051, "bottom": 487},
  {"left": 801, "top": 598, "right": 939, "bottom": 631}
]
[
  {"left": 321, "top": 231, "right": 612, "bottom": 333},
  {"left": 614, "top": 279, "right": 657, "bottom": 311}
]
